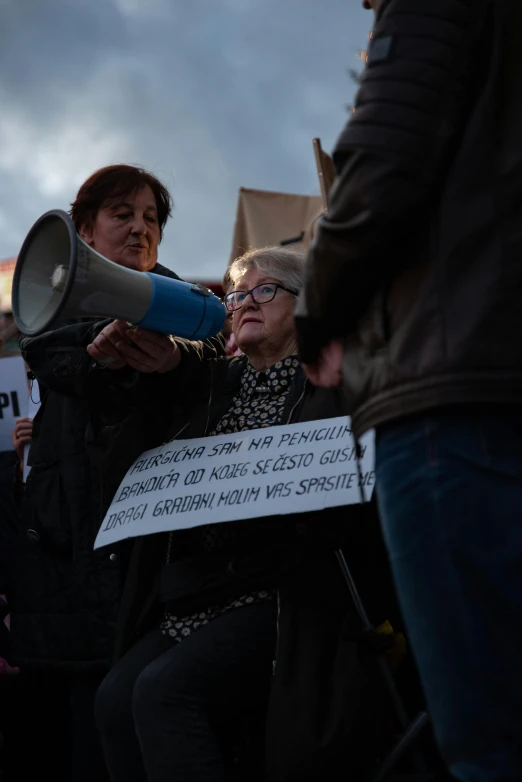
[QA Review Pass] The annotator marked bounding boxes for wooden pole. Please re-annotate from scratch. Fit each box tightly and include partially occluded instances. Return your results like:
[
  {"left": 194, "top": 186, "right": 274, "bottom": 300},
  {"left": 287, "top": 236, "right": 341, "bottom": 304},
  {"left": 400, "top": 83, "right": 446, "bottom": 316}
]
[{"left": 312, "top": 137, "right": 330, "bottom": 212}]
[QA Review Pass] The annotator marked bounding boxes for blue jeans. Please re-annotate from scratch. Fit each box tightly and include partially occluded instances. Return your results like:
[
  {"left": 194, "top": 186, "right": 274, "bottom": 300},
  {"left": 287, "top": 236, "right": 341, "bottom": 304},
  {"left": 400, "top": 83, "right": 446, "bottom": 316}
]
[{"left": 376, "top": 409, "right": 522, "bottom": 782}]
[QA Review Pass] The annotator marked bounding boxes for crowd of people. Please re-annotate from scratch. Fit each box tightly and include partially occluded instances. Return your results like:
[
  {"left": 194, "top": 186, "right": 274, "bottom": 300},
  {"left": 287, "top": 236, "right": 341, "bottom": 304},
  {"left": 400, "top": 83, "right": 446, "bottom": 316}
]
[{"left": 1, "top": 0, "right": 522, "bottom": 780}]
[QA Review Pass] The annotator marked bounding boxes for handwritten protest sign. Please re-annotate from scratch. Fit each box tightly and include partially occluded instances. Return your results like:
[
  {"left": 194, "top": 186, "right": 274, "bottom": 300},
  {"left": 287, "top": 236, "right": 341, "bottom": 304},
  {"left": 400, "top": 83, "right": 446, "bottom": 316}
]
[
  {"left": 94, "top": 416, "right": 375, "bottom": 549},
  {"left": 0, "top": 356, "right": 28, "bottom": 452}
]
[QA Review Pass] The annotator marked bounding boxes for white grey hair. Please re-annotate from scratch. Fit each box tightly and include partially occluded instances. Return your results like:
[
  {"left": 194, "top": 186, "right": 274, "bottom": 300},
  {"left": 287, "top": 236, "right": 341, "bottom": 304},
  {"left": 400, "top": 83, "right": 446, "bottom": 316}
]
[{"left": 227, "top": 246, "right": 305, "bottom": 293}]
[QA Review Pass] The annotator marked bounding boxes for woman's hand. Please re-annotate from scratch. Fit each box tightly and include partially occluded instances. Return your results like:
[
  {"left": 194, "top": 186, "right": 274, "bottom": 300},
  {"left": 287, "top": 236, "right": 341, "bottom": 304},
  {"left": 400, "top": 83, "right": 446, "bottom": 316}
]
[
  {"left": 87, "top": 320, "right": 181, "bottom": 374},
  {"left": 302, "top": 339, "right": 343, "bottom": 388},
  {"left": 12, "top": 417, "right": 33, "bottom": 462},
  {"left": 87, "top": 320, "right": 131, "bottom": 370},
  {"left": 123, "top": 327, "right": 182, "bottom": 373}
]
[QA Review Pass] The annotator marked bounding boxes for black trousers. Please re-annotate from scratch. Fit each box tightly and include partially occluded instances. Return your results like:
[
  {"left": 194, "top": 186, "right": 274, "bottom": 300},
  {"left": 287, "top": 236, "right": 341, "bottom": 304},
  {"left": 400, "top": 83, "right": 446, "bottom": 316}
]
[{"left": 95, "top": 603, "right": 276, "bottom": 782}]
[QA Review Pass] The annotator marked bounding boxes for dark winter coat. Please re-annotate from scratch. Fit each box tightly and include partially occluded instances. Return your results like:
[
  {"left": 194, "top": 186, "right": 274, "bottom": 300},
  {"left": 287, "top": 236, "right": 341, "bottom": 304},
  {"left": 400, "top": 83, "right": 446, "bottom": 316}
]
[
  {"left": 9, "top": 263, "right": 224, "bottom": 671},
  {"left": 0, "top": 452, "right": 21, "bottom": 593},
  {"left": 88, "top": 353, "right": 398, "bottom": 777},
  {"left": 91, "top": 356, "right": 379, "bottom": 654},
  {"left": 296, "top": 0, "right": 522, "bottom": 437}
]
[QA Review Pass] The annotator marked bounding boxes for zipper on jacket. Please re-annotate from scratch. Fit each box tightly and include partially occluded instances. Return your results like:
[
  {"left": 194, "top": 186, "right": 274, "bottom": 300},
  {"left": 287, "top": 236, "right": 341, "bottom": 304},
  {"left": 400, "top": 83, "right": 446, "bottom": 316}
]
[
  {"left": 203, "top": 362, "right": 215, "bottom": 437},
  {"left": 285, "top": 379, "right": 307, "bottom": 424},
  {"left": 163, "top": 420, "right": 190, "bottom": 446}
]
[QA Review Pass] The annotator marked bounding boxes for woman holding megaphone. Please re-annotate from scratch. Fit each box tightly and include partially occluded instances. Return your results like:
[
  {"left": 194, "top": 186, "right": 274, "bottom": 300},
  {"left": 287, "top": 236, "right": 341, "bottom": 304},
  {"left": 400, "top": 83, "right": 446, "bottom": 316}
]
[{"left": 9, "top": 164, "right": 224, "bottom": 782}]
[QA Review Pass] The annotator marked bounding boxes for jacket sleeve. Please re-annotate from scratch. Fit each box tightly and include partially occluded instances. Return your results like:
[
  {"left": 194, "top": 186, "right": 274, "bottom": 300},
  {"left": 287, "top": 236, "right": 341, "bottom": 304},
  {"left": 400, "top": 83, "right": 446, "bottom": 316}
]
[
  {"left": 295, "top": 0, "right": 486, "bottom": 363},
  {"left": 175, "top": 334, "right": 226, "bottom": 367},
  {"left": 20, "top": 321, "right": 225, "bottom": 399},
  {"left": 20, "top": 319, "right": 117, "bottom": 396}
]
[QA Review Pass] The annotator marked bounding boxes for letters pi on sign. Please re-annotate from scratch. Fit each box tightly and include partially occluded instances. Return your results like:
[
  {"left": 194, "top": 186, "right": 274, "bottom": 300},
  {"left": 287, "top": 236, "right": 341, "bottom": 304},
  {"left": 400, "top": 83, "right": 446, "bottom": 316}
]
[
  {"left": 0, "top": 356, "right": 29, "bottom": 453},
  {"left": 94, "top": 416, "right": 375, "bottom": 549}
]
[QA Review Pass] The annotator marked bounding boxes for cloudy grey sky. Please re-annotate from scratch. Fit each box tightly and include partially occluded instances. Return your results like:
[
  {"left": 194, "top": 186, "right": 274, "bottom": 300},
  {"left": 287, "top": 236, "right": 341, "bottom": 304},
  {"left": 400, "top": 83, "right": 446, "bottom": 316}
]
[{"left": 0, "top": 0, "right": 371, "bottom": 280}]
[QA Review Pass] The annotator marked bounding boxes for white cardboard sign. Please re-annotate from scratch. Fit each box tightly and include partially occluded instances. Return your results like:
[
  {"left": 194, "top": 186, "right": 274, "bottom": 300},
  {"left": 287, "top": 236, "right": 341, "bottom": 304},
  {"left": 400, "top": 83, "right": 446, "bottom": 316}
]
[
  {"left": 94, "top": 416, "right": 375, "bottom": 549},
  {"left": 0, "top": 356, "right": 29, "bottom": 453},
  {"left": 22, "top": 389, "right": 42, "bottom": 483}
]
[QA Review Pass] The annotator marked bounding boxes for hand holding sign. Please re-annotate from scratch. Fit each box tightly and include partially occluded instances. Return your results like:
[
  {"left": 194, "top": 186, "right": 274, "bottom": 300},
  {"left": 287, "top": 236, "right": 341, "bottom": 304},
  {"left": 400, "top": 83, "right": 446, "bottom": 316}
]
[{"left": 12, "top": 417, "right": 33, "bottom": 461}]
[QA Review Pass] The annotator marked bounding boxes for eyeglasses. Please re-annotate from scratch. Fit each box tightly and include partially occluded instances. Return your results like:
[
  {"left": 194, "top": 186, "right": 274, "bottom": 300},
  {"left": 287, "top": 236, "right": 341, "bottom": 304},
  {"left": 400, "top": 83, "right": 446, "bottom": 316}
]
[{"left": 224, "top": 282, "right": 297, "bottom": 312}]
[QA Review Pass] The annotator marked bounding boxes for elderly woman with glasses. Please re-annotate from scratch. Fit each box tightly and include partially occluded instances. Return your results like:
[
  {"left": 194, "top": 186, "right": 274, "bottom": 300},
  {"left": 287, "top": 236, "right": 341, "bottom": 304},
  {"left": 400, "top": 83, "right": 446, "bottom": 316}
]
[{"left": 91, "top": 246, "right": 382, "bottom": 782}]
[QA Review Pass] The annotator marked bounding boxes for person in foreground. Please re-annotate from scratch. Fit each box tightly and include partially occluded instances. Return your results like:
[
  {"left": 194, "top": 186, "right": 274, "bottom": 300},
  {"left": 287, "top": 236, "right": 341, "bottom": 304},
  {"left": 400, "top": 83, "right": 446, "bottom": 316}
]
[
  {"left": 89, "top": 246, "right": 390, "bottom": 782},
  {"left": 296, "top": 1, "right": 522, "bottom": 780},
  {"left": 11, "top": 164, "right": 222, "bottom": 782}
]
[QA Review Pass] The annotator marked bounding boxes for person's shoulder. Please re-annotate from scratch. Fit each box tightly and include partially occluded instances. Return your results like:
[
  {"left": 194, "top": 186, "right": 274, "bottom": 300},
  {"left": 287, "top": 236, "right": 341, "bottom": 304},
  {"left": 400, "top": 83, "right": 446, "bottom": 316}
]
[
  {"left": 301, "top": 382, "right": 346, "bottom": 421},
  {"left": 151, "top": 263, "right": 181, "bottom": 281},
  {"left": 228, "top": 353, "right": 248, "bottom": 369},
  {"left": 214, "top": 352, "right": 247, "bottom": 375},
  {"left": 206, "top": 353, "right": 247, "bottom": 390}
]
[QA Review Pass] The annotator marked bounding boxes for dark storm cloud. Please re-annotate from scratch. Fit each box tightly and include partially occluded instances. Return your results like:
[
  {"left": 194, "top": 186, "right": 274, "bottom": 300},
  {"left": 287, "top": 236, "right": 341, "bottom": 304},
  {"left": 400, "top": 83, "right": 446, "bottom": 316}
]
[
  {"left": 0, "top": 0, "right": 127, "bottom": 106},
  {"left": 0, "top": 0, "right": 371, "bottom": 278}
]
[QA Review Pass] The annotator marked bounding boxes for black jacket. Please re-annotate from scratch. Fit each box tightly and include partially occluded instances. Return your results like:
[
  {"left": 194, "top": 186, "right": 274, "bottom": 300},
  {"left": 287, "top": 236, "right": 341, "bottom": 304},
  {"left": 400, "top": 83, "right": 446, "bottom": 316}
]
[
  {"left": 296, "top": 0, "right": 522, "bottom": 436},
  {"left": 9, "top": 263, "right": 224, "bottom": 671},
  {"left": 90, "top": 354, "right": 370, "bottom": 659},
  {"left": 87, "top": 354, "right": 386, "bottom": 655},
  {"left": 89, "top": 354, "right": 398, "bottom": 777}
]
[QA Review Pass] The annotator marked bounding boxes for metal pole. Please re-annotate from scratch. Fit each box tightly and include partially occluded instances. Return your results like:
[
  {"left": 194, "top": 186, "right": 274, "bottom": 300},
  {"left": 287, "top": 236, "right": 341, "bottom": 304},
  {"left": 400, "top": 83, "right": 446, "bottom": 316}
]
[{"left": 335, "top": 549, "right": 429, "bottom": 778}]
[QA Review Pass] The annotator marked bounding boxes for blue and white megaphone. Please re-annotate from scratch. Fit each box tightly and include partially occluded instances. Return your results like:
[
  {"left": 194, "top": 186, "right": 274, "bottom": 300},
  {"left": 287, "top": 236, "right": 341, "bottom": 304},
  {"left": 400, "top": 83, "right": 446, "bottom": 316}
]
[{"left": 11, "top": 209, "right": 226, "bottom": 339}]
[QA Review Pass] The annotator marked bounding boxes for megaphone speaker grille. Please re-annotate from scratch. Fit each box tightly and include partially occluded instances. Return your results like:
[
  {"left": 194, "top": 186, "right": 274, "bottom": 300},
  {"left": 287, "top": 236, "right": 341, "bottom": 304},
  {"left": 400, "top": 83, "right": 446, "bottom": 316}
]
[{"left": 12, "top": 210, "right": 78, "bottom": 335}]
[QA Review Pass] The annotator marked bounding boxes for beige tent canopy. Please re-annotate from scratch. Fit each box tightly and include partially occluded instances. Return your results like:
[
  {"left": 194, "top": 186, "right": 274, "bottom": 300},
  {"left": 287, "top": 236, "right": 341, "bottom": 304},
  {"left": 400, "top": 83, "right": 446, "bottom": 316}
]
[
  {"left": 228, "top": 187, "right": 323, "bottom": 265},
  {"left": 228, "top": 139, "right": 335, "bottom": 265}
]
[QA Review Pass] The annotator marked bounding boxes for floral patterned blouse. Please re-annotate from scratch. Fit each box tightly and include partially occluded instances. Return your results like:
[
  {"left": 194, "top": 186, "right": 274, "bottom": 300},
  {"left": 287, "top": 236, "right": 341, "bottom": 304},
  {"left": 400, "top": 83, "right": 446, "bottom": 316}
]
[{"left": 160, "top": 356, "right": 299, "bottom": 642}]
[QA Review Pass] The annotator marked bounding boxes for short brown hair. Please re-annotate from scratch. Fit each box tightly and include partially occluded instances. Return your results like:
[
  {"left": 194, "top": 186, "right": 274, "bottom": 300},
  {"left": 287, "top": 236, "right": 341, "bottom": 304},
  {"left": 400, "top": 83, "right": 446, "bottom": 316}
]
[{"left": 69, "top": 164, "right": 173, "bottom": 240}]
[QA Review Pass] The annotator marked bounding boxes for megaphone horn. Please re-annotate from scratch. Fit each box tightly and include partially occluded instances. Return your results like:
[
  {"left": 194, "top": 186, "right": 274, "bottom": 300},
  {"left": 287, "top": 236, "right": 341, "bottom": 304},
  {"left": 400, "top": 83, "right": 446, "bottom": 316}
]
[{"left": 11, "top": 209, "right": 226, "bottom": 339}]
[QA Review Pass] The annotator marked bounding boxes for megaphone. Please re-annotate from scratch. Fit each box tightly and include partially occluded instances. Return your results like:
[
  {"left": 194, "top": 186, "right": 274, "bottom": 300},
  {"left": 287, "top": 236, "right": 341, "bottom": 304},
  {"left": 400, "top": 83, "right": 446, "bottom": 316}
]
[{"left": 11, "top": 209, "right": 226, "bottom": 339}]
